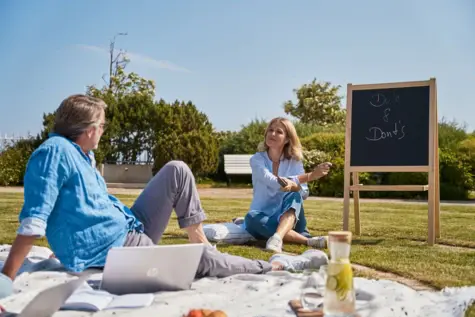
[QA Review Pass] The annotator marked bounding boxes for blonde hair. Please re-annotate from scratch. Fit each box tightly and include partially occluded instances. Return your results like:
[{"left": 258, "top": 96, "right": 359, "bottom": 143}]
[
  {"left": 53, "top": 94, "right": 107, "bottom": 141},
  {"left": 257, "top": 117, "right": 303, "bottom": 161}
]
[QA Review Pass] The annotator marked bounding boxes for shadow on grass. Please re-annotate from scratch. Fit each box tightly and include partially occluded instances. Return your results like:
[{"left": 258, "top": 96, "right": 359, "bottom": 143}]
[
  {"left": 408, "top": 237, "right": 475, "bottom": 249},
  {"left": 352, "top": 239, "right": 384, "bottom": 246}
]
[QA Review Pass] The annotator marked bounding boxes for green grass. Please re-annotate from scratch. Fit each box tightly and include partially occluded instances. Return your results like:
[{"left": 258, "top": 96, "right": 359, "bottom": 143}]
[{"left": 1, "top": 193, "right": 474, "bottom": 315}]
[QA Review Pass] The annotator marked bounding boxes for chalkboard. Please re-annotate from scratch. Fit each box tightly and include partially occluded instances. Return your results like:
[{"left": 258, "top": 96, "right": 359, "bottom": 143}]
[{"left": 349, "top": 85, "right": 430, "bottom": 166}]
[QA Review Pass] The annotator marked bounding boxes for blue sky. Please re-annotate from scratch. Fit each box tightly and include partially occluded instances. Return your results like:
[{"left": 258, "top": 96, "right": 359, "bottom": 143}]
[{"left": 0, "top": 0, "right": 474, "bottom": 136}]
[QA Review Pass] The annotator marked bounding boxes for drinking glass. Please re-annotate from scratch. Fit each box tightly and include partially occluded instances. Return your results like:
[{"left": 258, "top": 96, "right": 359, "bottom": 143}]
[{"left": 300, "top": 265, "right": 327, "bottom": 311}]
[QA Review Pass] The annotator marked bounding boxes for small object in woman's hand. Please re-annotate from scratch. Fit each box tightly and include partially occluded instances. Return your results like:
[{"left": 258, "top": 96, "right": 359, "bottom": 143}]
[
  {"left": 319, "top": 162, "right": 332, "bottom": 169},
  {"left": 277, "top": 176, "right": 288, "bottom": 187},
  {"left": 310, "top": 162, "right": 333, "bottom": 180}
]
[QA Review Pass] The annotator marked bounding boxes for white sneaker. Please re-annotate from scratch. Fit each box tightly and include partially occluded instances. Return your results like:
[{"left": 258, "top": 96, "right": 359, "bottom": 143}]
[
  {"left": 266, "top": 234, "right": 283, "bottom": 253},
  {"left": 307, "top": 236, "right": 328, "bottom": 249}
]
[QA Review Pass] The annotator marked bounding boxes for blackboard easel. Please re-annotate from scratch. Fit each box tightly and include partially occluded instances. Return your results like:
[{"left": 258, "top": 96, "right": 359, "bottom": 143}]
[{"left": 343, "top": 78, "right": 440, "bottom": 245}]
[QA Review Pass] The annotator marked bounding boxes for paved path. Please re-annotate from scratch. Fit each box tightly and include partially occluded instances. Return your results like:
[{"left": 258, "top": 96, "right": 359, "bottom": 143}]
[{"left": 1, "top": 186, "right": 474, "bottom": 206}]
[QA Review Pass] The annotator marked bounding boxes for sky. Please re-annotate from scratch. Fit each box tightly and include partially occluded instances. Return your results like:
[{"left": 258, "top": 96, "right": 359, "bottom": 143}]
[{"left": 0, "top": 0, "right": 474, "bottom": 137}]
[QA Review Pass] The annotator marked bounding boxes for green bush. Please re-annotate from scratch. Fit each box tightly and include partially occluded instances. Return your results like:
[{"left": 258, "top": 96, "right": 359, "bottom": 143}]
[
  {"left": 294, "top": 122, "right": 345, "bottom": 138},
  {"left": 457, "top": 137, "right": 475, "bottom": 177},
  {"left": 151, "top": 100, "right": 220, "bottom": 179},
  {"left": 438, "top": 149, "right": 474, "bottom": 200},
  {"left": 219, "top": 119, "right": 267, "bottom": 155},
  {"left": 0, "top": 139, "right": 36, "bottom": 186},
  {"left": 301, "top": 132, "right": 345, "bottom": 157},
  {"left": 438, "top": 119, "right": 468, "bottom": 151},
  {"left": 381, "top": 172, "right": 429, "bottom": 200},
  {"left": 210, "top": 119, "right": 268, "bottom": 182},
  {"left": 377, "top": 148, "right": 474, "bottom": 200},
  {"left": 152, "top": 131, "right": 219, "bottom": 178},
  {"left": 301, "top": 149, "right": 375, "bottom": 197}
]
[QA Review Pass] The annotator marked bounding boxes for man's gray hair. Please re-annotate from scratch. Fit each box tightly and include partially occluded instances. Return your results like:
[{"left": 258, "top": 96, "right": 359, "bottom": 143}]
[{"left": 53, "top": 94, "right": 107, "bottom": 141}]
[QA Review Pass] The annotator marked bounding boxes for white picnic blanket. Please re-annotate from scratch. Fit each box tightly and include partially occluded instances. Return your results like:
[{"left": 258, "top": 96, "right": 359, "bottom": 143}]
[{"left": 0, "top": 245, "right": 474, "bottom": 317}]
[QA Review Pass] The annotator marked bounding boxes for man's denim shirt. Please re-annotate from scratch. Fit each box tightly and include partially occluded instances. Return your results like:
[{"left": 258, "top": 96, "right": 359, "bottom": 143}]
[{"left": 18, "top": 133, "right": 143, "bottom": 272}]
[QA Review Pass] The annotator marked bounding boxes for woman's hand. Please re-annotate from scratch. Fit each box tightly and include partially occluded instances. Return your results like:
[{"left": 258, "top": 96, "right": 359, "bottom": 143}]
[
  {"left": 279, "top": 177, "right": 301, "bottom": 192},
  {"left": 309, "top": 162, "right": 332, "bottom": 181}
]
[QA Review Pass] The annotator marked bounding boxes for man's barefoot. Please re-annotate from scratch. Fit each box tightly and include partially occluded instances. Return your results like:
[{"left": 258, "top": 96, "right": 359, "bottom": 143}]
[
  {"left": 271, "top": 261, "right": 285, "bottom": 271},
  {"left": 185, "top": 223, "right": 212, "bottom": 245}
]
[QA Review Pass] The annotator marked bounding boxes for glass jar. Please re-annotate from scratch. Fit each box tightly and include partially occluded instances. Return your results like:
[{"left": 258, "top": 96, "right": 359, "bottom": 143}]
[
  {"left": 300, "top": 265, "right": 327, "bottom": 311},
  {"left": 323, "top": 231, "right": 356, "bottom": 317}
]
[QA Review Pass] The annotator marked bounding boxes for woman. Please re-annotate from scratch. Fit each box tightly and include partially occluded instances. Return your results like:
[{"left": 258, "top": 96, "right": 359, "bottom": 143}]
[{"left": 244, "top": 117, "right": 332, "bottom": 253}]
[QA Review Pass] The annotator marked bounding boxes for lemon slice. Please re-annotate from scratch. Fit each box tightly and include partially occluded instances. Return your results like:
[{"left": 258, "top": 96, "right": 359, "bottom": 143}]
[
  {"left": 326, "top": 276, "right": 338, "bottom": 291},
  {"left": 327, "top": 264, "right": 342, "bottom": 275}
]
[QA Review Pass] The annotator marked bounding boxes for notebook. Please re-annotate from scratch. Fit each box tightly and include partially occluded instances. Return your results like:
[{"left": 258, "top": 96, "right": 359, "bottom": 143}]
[{"left": 61, "top": 283, "right": 154, "bottom": 312}]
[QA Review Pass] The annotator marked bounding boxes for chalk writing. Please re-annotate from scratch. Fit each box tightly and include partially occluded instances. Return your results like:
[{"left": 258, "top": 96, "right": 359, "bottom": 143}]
[
  {"left": 365, "top": 121, "right": 406, "bottom": 141},
  {"left": 370, "top": 93, "right": 387, "bottom": 107},
  {"left": 392, "top": 93, "right": 400, "bottom": 105},
  {"left": 383, "top": 108, "right": 391, "bottom": 122},
  {"left": 369, "top": 92, "right": 400, "bottom": 108}
]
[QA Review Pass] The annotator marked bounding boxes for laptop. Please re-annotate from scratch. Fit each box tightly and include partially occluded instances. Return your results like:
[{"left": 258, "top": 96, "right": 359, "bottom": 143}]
[{"left": 100, "top": 243, "right": 205, "bottom": 295}]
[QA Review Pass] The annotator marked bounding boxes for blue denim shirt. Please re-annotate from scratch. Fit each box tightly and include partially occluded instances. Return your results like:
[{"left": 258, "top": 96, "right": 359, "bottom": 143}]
[
  {"left": 17, "top": 133, "right": 144, "bottom": 272},
  {"left": 247, "top": 151, "right": 309, "bottom": 218}
]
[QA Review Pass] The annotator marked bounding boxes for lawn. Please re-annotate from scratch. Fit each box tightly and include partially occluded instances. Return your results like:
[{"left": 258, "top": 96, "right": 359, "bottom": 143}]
[{"left": 1, "top": 192, "right": 474, "bottom": 315}]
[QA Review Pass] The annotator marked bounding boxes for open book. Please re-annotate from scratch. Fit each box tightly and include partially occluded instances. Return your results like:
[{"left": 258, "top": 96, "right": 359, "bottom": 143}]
[{"left": 60, "top": 283, "right": 154, "bottom": 312}]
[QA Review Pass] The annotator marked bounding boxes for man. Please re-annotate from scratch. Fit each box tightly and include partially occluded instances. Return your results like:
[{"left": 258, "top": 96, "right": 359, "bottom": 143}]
[{"left": 0, "top": 95, "right": 327, "bottom": 298}]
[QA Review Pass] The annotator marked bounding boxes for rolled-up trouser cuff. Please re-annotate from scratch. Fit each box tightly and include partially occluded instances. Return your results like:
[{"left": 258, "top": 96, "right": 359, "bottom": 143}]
[{"left": 178, "top": 210, "right": 207, "bottom": 228}]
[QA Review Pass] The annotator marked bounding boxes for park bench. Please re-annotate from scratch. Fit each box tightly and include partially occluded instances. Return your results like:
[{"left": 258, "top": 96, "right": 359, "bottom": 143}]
[{"left": 223, "top": 154, "right": 253, "bottom": 185}]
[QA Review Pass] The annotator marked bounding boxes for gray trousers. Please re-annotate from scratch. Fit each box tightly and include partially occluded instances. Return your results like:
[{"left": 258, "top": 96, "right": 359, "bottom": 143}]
[{"left": 125, "top": 160, "right": 272, "bottom": 278}]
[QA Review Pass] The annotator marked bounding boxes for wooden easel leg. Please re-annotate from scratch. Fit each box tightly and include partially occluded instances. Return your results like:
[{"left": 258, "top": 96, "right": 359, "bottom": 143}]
[
  {"left": 352, "top": 172, "right": 361, "bottom": 235},
  {"left": 343, "top": 171, "right": 351, "bottom": 231},
  {"left": 428, "top": 171, "right": 436, "bottom": 246},
  {"left": 435, "top": 100, "right": 441, "bottom": 239},
  {"left": 435, "top": 169, "right": 440, "bottom": 239},
  {"left": 427, "top": 77, "right": 438, "bottom": 244}
]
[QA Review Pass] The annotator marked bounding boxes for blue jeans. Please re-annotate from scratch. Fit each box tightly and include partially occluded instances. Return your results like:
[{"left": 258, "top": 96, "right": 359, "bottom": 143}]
[{"left": 245, "top": 192, "right": 308, "bottom": 240}]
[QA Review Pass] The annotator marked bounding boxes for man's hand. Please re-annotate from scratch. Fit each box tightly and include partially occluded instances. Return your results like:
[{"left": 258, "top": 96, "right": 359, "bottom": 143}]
[
  {"left": 0, "top": 235, "right": 36, "bottom": 299},
  {"left": 0, "top": 273, "right": 13, "bottom": 300},
  {"left": 310, "top": 162, "right": 332, "bottom": 181},
  {"left": 279, "top": 177, "right": 301, "bottom": 192}
]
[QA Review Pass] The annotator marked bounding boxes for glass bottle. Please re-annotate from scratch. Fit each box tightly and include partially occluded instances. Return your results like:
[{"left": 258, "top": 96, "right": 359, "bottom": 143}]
[{"left": 323, "top": 231, "right": 356, "bottom": 317}]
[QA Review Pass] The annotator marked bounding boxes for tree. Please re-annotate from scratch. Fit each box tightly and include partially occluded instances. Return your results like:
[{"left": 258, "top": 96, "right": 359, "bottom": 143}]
[
  {"left": 151, "top": 100, "right": 219, "bottom": 176},
  {"left": 219, "top": 118, "right": 267, "bottom": 155},
  {"left": 85, "top": 33, "right": 157, "bottom": 164},
  {"left": 0, "top": 138, "right": 37, "bottom": 186},
  {"left": 87, "top": 69, "right": 157, "bottom": 163},
  {"left": 39, "top": 112, "right": 55, "bottom": 141},
  {"left": 283, "top": 79, "right": 345, "bottom": 126}
]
